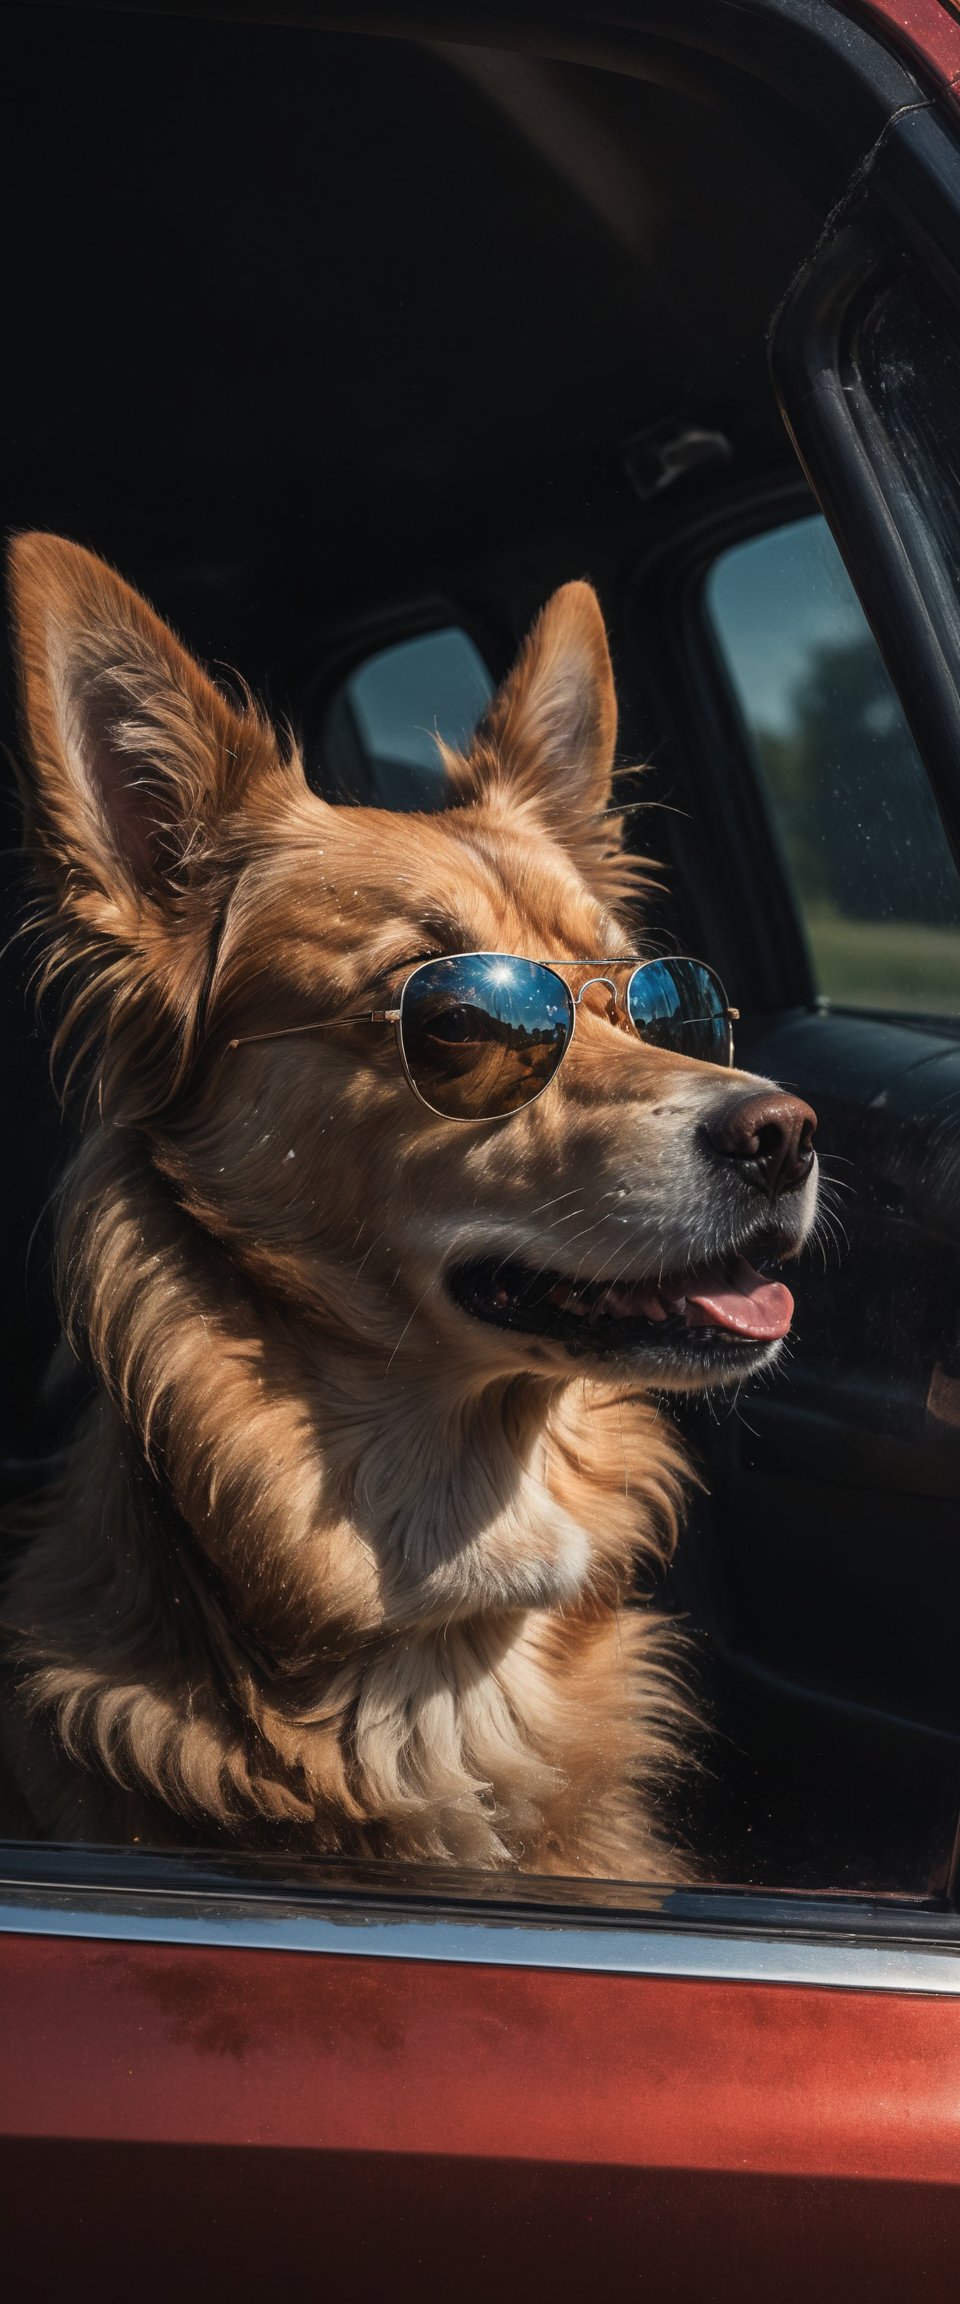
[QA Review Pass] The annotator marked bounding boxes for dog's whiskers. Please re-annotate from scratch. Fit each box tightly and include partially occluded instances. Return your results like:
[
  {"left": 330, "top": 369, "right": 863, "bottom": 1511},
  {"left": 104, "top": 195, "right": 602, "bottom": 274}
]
[
  {"left": 348, "top": 1228, "right": 387, "bottom": 1294},
  {"left": 383, "top": 1275, "right": 440, "bottom": 1373}
]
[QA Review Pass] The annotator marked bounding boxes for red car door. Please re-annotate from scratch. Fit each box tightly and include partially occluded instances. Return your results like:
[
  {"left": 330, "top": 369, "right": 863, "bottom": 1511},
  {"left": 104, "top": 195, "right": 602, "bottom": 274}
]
[
  {"left": 4, "top": 6, "right": 960, "bottom": 2300},
  {"left": 4, "top": 1865, "right": 960, "bottom": 2300}
]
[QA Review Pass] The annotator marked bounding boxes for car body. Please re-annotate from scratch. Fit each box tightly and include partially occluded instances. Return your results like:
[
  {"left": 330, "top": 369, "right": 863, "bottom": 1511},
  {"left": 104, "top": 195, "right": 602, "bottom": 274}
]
[{"left": 2, "top": 1, "right": 960, "bottom": 2295}]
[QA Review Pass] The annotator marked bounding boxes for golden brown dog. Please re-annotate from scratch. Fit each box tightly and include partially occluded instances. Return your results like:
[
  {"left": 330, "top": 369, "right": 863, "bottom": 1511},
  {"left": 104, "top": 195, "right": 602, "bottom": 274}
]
[{"left": 1, "top": 537, "right": 817, "bottom": 1875}]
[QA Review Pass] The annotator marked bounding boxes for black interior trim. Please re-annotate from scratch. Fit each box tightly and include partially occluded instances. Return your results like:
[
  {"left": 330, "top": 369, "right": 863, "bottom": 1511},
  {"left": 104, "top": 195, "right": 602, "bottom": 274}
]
[{"left": 772, "top": 181, "right": 960, "bottom": 874}]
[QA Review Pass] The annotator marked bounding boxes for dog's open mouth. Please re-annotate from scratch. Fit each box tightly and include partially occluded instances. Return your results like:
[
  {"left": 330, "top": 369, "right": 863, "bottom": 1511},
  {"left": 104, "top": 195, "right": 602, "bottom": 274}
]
[{"left": 448, "top": 1251, "right": 794, "bottom": 1358}]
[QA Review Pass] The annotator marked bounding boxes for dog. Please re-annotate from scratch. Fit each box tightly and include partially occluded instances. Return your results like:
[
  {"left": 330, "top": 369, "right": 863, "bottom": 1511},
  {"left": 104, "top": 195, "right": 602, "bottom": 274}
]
[{"left": 1, "top": 535, "right": 818, "bottom": 1876}]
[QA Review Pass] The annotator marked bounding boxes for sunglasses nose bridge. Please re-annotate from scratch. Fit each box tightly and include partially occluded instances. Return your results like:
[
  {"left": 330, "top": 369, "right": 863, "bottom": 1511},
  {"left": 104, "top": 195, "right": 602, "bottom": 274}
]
[{"left": 572, "top": 973, "right": 623, "bottom": 1013}]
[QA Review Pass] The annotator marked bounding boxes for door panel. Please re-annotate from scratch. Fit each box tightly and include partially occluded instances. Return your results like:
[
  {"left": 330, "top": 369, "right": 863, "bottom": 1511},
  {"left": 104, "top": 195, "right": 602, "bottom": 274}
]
[{"left": 3, "top": 1933, "right": 960, "bottom": 2300}]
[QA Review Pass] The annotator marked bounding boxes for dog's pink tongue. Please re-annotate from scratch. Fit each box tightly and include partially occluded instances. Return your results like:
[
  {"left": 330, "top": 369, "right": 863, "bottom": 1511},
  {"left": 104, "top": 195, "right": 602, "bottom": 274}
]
[{"left": 684, "top": 1256, "right": 794, "bottom": 1341}]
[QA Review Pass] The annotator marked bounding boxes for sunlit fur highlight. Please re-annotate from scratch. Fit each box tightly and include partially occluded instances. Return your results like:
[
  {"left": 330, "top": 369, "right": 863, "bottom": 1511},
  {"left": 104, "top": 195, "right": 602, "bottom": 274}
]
[{"left": 2, "top": 539, "right": 703, "bottom": 1877}]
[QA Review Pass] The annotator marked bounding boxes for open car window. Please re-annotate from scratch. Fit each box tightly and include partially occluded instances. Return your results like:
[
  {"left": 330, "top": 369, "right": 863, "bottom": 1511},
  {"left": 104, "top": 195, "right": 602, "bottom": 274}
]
[
  {"left": 0, "top": 0, "right": 959, "bottom": 1942},
  {"left": 704, "top": 513, "right": 960, "bottom": 1018}
]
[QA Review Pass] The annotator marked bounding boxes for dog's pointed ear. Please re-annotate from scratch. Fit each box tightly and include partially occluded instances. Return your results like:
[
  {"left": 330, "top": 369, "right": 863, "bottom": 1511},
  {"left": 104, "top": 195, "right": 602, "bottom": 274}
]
[
  {"left": 451, "top": 582, "right": 618, "bottom": 844},
  {"left": 9, "top": 531, "right": 273, "bottom": 929}
]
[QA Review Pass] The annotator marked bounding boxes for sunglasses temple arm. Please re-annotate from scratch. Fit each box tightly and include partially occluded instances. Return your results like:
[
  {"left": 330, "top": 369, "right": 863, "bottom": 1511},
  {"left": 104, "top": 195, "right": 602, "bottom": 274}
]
[{"left": 222, "top": 1010, "right": 401, "bottom": 1054}]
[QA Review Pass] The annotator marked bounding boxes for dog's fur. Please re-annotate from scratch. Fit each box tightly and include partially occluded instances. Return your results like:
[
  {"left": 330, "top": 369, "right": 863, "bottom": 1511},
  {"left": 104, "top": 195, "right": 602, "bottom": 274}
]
[{"left": 1, "top": 537, "right": 817, "bottom": 1876}]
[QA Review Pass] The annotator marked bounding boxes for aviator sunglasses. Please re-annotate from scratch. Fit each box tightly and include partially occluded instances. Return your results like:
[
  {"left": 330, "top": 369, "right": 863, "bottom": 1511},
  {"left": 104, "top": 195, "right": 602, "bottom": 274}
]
[{"left": 226, "top": 952, "right": 738, "bottom": 1123}]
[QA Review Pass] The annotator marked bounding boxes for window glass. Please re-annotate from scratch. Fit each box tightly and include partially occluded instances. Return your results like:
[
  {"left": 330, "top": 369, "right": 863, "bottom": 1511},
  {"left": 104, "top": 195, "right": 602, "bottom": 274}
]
[
  {"left": 322, "top": 627, "right": 493, "bottom": 810},
  {"left": 704, "top": 515, "right": 960, "bottom": 1015}
]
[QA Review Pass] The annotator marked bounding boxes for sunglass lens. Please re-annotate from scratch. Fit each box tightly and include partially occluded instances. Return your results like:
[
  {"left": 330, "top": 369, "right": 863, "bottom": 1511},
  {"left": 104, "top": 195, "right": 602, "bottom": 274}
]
[
  {"left": 399, "top": 955, "right": 574, "bottom": 1118},
  {"left": 626, "top": 957, "right": 732, "bottom": 1065}
]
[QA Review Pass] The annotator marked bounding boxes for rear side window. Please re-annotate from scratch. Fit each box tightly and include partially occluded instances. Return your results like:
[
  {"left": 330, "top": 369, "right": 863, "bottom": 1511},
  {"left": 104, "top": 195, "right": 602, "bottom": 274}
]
[
  {"left": 704, "top": 515, "right": 960, "bottom": 1016},
  {"left": 321, "top": 626, "right": 493, "bottom": 810}
]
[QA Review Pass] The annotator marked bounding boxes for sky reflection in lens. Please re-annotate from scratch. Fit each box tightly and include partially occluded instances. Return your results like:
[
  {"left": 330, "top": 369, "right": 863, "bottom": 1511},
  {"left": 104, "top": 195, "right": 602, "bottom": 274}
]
[
  {"left": 626, "top": 958, "right": 731, "bottom": 1063},
  {"left": 400, "top": 955, "right": 574, "bottom": 1116}
]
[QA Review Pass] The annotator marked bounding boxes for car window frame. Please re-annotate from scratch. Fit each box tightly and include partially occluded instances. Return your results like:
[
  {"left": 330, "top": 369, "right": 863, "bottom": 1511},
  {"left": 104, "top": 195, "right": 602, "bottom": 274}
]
[
  {"left": 5, "top": 0, "right": 960, "bottom": 1977},
  {"left": 4, "top": 1833, "right": 960, "bottom": 1980},
  {"left": 770, "top": 101, "right": 960, "bottom": 883}
]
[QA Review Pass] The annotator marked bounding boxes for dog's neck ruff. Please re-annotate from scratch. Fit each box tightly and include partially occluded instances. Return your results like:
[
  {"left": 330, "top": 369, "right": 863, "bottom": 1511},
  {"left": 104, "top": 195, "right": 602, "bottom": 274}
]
[{"left": 2, "top": 1119, "right": 691, "bottom": 1875}]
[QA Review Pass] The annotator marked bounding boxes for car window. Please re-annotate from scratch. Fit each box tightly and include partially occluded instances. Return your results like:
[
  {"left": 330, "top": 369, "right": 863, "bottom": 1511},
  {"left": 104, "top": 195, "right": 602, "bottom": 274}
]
[
  {"left": 5, "top": 2, "right": 960, "bottom": 1934},
  {"left": 320, "top": 627, "right": 493, "bottom": 809},
  {"left": 703, "top": 514, "right": 960, "bottom": 1017}
]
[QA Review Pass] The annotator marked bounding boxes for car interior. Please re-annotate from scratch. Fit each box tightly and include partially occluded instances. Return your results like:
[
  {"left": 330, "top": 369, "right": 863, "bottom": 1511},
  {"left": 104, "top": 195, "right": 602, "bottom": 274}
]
[{"left": 2, "top": 3, "right": 960, "bottom": 1903}]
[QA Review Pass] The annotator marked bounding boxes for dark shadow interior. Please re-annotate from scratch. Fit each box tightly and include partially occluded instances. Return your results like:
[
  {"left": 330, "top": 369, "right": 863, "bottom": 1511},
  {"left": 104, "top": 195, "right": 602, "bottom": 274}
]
[
  {"left": 0, "top": 1, "right": 824, "bottom": 1442},
  {"left": 3, "top": 2, "right": 959, "bottom": 1901}
]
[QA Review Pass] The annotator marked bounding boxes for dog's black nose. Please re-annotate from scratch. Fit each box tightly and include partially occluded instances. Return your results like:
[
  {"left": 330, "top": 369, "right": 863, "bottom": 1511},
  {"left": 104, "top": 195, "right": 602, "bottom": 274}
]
[{"left": 707, "top": 1091, "right": 817, "bottom": 1196}]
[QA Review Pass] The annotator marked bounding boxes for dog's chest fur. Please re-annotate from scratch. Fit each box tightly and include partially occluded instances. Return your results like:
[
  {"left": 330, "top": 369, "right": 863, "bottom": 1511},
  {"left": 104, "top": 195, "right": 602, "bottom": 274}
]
[{"left": 2, "top": 1123, "right": 689, "bottom": 1877}]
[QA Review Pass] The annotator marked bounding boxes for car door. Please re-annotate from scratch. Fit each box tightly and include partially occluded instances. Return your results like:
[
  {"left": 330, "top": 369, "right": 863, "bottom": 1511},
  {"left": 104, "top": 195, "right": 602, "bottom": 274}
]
[
  {"left": 4, "top": 1850, "right": 960, "bottom": 2303},
  {"left": 5, "top": 6, "right": 960, "bottom": 2303}
]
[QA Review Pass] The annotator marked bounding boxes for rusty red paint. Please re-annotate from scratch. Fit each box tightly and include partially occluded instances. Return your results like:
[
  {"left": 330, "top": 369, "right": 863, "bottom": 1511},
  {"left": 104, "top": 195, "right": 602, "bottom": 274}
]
[
  {"left": 3, "top": 1937, "right": 960, "bottom": 2298},
  {"left": 0, "top": 1934, "right": 957, "bottom": 2176}
]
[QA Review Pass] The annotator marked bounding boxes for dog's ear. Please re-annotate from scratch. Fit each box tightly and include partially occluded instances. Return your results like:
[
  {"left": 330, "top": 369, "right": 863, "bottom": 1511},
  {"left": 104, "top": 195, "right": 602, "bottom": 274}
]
[
  {"left": 451, "top": 582, "right": 618, "bottom": 852},
  {"left": 9, "top": 531, "right": 274, "bottom": 931},
  {"left": 8, "top": 532, "right": 287, "bottom": 1112}
]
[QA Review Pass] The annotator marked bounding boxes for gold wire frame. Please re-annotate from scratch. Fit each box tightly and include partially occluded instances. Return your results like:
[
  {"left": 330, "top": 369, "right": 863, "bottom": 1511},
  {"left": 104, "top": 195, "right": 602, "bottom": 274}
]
[{"left": 222, "top": 952, "right": 738, "bottom": 1120}]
